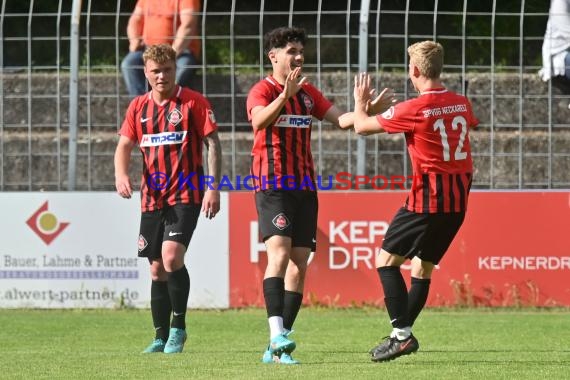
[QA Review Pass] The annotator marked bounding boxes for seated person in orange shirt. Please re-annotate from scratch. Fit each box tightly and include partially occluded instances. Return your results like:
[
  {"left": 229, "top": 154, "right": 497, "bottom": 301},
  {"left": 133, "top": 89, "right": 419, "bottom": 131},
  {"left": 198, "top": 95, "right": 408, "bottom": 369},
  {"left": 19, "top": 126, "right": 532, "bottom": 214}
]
[{"left": 121, "top": 0, "right": 201, "bottom": 96}]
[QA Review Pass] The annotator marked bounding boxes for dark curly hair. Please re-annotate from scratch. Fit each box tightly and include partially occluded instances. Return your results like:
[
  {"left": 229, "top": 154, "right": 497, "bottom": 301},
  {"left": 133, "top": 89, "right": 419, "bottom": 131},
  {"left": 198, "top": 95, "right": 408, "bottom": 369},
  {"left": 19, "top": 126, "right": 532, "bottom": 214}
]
[{"left": 263, "top": 27, "right": 307, "bottom": 54}]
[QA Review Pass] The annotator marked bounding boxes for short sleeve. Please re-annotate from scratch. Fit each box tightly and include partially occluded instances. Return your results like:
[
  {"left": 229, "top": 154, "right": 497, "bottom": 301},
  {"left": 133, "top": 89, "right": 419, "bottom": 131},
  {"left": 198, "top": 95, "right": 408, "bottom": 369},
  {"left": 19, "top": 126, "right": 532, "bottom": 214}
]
[
  {"left": 376, "top": 103, "right": 415, "bottom": 134},
  {"left": 246, "top": 82, "right": 273, "bottom": 122},
  {"left": 180, "top": 0, "right": 200, "bottom": 12},
  {"left": 189, "top": 95, "right": 218, "bottom": 137},
  {"left": 119, "top": 99, "right": 139, "bottom": 142}
]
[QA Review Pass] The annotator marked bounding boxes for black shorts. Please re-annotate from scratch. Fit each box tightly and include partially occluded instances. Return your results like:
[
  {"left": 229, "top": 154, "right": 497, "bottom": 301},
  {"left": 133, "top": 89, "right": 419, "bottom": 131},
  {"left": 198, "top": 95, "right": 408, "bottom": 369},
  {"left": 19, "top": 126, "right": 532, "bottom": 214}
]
[
  {"left": 255, "top": 189, "right": 318, "bottom": 251},
  {"left": 137, "top": 203, "right": 200, "bottom": 261},
  {"left": 381, "top": 207, "right": 465, "bottom": 265}
]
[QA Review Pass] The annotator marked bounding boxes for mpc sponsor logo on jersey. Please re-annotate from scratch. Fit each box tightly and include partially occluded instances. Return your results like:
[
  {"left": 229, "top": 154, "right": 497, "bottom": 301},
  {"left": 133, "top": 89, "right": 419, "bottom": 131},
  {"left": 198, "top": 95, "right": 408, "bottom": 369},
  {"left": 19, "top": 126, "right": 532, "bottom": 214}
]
[
  {"left": 140, "top": 131, "right": 187, "bottom": 147},
  {"left": 274, "top": 115, "right": 312, "bottom": 128}
]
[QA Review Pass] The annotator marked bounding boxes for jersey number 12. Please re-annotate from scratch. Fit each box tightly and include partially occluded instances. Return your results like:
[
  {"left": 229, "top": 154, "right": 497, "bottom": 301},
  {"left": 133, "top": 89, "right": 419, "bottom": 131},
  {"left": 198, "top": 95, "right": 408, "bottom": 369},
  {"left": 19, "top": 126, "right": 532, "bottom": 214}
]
[{"left": 433, "top": 115, "right": 468, "bottom": 162}]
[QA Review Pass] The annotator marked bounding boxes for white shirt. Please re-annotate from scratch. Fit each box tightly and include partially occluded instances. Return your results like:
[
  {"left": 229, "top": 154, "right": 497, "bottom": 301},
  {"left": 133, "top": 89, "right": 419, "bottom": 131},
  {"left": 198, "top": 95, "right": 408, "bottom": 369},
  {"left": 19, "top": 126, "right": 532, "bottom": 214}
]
[{"left": 539, "top": 0, "right": 570, "bottom": 81}]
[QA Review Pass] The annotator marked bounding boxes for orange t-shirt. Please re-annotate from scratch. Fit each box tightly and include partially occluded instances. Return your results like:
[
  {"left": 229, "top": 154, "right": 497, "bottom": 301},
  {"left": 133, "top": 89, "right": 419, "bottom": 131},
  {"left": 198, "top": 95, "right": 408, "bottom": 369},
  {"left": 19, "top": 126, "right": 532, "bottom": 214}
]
[{"left": 137, "top": 0, "right": 201, "bottom": 57}]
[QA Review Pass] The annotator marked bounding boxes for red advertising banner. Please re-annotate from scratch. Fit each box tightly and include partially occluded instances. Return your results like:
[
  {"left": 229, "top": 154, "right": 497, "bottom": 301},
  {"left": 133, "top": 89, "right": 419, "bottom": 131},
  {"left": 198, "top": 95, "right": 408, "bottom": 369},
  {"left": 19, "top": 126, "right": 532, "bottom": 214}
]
[{"left": 229, "top": 191, "right": 570, "bottom": 307}]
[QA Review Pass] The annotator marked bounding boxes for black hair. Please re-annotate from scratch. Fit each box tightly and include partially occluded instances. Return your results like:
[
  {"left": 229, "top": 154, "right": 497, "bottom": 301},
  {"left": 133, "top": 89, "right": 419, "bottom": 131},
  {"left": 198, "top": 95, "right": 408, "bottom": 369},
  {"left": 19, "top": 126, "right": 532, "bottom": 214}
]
[{"left": 263, "top": 27, "right": 307, "bottom": 54}]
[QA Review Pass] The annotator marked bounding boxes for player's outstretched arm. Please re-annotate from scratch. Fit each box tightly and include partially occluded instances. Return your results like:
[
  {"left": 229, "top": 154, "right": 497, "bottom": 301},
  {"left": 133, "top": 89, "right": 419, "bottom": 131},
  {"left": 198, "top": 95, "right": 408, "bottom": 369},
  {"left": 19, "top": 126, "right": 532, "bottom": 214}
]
[
  {"left": 202, "top": 131, "right": 221, "bottom": 219},
  {"left": 323, "top": 105, "right": 351, "bottom": 129},
  {"left": 114, "top": 135, "right": 135, "bottom": 199}
]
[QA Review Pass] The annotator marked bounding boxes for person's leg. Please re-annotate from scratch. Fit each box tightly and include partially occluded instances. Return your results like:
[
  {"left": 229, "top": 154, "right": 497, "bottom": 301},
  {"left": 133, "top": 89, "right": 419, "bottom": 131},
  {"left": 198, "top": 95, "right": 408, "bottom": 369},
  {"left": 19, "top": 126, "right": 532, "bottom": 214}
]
[
  {"left": 371, "top": 249, "right": 420, "bottom": 362},
  {"left": 120, "top": 50, "right": 147, "bottom": 96},
  {"left": 255, "top": 190, "right": 297, "bottom": 363},
  {"left": 372, "top": 212, "right": 465, "bottom": 362},
  {"left": 282, "top": 191, "right": 316, "bottom": 333},
  {"left": 266, "top": 248, "right": 308, "bottom": 365},
  {"left": 408, "top": 257, "right": 434, "bottom": 327},
  {"left": 376, "top": 250, "right": 410, "bottom": 339},
  {"left": 261, "top": 236, "right": 299, "bottom": 364},
  {"left": 149, "top": 259, "right": 171, "bottom": 341},
  {"left": 282, "top": 249, "right": 308, "bottom": 331},
  {"left": 139, "top": 210, "right": 170, "bottom": 353},
  {"left": 369, "top": 208, "right": 425, "bottom": 361},
  {"left": 406, "top": 212, "right": 464, "bottom": 328},
  {"left": 160, "top": 241, "right": 189, "bottom": 354},
  {"left": 162, "top": 241, "right": 189, "bottom": 329},
  {"left": 264, "top": 235, "right": 293, "bottom": 338},
  {"left": 175, "top": 52, "right": 197, "bottom": 88},
  {"left": 160, "top": 204, "right": 199, "bottom": 354}
]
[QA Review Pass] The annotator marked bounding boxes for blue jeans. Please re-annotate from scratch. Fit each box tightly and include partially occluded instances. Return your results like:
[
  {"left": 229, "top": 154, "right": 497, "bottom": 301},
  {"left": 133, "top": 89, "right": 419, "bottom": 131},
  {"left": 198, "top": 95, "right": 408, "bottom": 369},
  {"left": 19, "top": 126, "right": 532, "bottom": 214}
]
[{"left": 120, "top": 50, "right": 197, "bottom": 97}]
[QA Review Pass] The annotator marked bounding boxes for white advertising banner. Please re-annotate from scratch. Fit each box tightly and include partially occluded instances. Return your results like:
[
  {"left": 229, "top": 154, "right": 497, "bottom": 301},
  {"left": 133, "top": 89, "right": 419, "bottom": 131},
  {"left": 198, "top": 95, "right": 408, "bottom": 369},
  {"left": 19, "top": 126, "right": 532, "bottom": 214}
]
[{"left": 0, "top": 193, "right": 229, "bottom": 308}]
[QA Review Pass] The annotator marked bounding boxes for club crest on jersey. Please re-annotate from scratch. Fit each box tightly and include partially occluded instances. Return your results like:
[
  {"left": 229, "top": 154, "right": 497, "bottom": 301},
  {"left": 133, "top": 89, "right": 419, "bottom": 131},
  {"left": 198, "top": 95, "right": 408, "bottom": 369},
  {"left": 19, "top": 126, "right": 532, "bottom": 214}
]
[
  {"left": 140, "top": 131, "right": 187, "bottom": 147},
  {"left": 381, "top": 106, "right": 395, "bottom": 120},
  {"left": 274, "top": 114, "right": 312, "bottom": 128},
  {"left": 301, "top": 94, "right": 314, "bottom": 111},
  {"left": 138, "top": 234, "right": 148, "bottom": 252},
  {"left": 272, "top": 213, "right": 290, "bottom": 230},
  {"left": 167, "top": 109, "right": 183, "bottom": 126}
]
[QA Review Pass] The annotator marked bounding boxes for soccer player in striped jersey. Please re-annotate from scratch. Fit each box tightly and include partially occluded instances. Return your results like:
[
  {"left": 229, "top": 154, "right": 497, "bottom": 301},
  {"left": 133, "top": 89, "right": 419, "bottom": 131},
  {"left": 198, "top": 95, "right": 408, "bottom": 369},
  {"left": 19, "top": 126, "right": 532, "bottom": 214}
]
[
  {"left": 114, "top": 44, "right": 221, "bottom": 354},
  {"left": 246, "top": 26, "right": 395, "bottom": 364},
  {"left": 349, "top": 41, "right": 479, "bottom": 362}
]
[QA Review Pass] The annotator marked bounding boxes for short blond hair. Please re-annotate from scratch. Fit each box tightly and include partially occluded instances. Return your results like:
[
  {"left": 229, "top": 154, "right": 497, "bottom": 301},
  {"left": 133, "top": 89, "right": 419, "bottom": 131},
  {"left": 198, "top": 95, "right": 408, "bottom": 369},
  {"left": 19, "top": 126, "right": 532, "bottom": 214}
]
[
  {"left": 143, "top": 44, "right": 176, "bottom": 65},
  {"left": 408, "top": 41, "right": 443, "bottom": 79}
]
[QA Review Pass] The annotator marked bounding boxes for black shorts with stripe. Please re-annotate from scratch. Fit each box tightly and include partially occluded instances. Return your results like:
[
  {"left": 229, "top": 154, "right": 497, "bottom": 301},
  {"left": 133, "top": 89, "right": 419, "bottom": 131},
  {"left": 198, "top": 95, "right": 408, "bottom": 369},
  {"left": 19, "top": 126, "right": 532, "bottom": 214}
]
[
  {"left": 255, "top": 189, "right": 318, "bottom": 251},
  {"left": 137, "top": 203, "right": 200, "bottom": 261},
  {"left": 381, "top": 207, "right": 465, "bottom": 265}
]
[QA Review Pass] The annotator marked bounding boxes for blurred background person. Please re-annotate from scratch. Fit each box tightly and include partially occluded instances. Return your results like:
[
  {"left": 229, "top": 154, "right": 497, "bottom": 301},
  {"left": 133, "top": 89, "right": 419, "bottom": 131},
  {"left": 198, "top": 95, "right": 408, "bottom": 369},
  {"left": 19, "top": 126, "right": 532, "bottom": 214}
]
[
  {"left": 539, "top": 0, "right": 570, "bottom": 94},
  {"left": 121, "top": 0, "right": 201, "bottom": 97}
]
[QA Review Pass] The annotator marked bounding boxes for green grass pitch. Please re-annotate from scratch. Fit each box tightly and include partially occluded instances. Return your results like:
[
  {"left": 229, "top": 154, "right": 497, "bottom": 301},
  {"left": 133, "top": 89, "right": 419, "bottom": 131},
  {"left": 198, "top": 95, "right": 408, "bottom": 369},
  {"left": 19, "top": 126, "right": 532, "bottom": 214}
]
[{"left": 1, "top": 308, "right": 568, "bottom": 379}]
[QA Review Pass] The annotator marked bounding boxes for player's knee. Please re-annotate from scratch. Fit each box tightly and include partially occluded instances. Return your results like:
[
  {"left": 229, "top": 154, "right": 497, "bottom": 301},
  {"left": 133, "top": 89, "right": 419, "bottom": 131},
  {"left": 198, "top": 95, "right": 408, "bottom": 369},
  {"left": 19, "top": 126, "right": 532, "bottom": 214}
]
[
  {"left": 287, "top": 261, "right": 307, "bottom": 279},
  {"left": 375, "top": 249, "right": 404, "bottom": 268},
  {"left": 411, "top": 258, "right": 434, "bottom": 278},
  {"left": 149, "top": 261, "right": 167, "bottom": 281}
]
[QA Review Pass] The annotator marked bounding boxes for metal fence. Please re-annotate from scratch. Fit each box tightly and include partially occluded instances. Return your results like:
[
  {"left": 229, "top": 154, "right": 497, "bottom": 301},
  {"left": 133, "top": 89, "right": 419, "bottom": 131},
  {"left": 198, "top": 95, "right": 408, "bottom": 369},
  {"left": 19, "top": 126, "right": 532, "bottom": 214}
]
[{"left": 1, "top": 0, "right": 568, "bottom": 191}]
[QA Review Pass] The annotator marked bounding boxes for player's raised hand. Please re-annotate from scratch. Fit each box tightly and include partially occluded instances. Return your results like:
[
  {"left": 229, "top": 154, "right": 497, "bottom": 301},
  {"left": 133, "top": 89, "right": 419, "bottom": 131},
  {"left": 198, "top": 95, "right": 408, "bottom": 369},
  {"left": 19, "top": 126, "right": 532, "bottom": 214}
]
[
  {"left": 353, "top": 72, "right": 372, "bottom": 107},
  {"left": 367, "top": 87, "right": 396, "bottom": 115},
  {"left": 281, "top": 67, "right": 307, "bottom": 99}
]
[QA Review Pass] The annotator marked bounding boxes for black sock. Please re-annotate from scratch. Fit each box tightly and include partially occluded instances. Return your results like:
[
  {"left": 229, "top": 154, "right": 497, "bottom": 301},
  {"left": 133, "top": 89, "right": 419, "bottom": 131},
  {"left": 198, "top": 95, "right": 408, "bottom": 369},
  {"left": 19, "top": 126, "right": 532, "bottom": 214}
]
[
  {"left": 167, "top": 265, "right": 190, "bottom": 330},
  {"left": 408, "top": 277, "right": 431, "bottom": 327},
  {"left": 377, "top": 266, "right": 409, "bottom": 328},
  {"left": 263, "top": 277, "right": 285, "bottom": 318},
  {"left": 283, "top": 290, "right": 303, "bottom": 331},
  {"left": 150, "top": 280, "right": 171, "bottom": 341}
]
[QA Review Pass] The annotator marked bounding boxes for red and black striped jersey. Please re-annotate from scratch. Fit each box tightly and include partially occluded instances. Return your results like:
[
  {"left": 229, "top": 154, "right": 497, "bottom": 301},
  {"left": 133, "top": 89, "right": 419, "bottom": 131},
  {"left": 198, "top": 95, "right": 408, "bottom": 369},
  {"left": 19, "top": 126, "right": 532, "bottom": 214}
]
[
  {"left": 377, "top": 88, "right": 479, "bottom": 213},
  {"left": 246, "top": 76, "right": 333, "bottom": 191},
  {"left": 120, "top": 85, "right": 218, "bottom": 212}
]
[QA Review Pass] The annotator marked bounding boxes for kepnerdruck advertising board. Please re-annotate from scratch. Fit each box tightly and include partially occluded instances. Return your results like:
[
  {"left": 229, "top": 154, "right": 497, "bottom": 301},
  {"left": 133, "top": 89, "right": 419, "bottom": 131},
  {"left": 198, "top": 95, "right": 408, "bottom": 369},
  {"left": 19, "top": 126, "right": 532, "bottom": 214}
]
[{"left": 229, "top": 191, "right": 570, "bottom": 307}]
